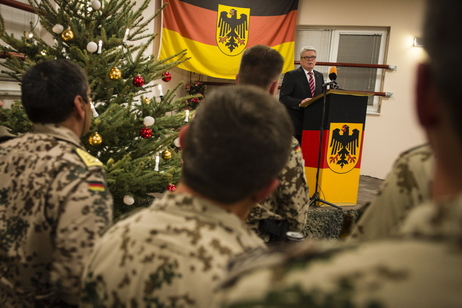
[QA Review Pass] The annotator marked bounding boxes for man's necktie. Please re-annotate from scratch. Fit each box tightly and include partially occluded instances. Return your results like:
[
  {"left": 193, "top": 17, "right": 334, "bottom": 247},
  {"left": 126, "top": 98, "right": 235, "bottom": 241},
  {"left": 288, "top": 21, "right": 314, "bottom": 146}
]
[{"left": 308, "top": 72, "right": 315, "bottom": 97}]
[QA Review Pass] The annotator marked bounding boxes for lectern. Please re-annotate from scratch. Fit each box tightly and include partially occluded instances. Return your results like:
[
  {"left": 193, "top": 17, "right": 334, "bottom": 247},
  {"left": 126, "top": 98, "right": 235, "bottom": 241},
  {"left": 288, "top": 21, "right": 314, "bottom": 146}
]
[{"left": 300, "top": 90, "right": 371, "bottom": 206}]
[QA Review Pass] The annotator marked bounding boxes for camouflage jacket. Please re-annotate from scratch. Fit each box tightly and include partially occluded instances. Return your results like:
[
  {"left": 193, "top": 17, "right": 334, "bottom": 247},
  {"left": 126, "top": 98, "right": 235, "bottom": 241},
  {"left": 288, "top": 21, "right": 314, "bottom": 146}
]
[
  {"left": 0, "top": 124, "right": 113, "bottom": 307},
  {"left": 348, "top": 144, "right": 433, "bottom": 242},
  {"left": 211, "top": 194, "right": 462, "bottom": 307},
  {"left": 246, "top": 137, "right": 310, "bottom": 241},
  {"left": 80, "top": 192, "right": 266, "bottom": 308}
]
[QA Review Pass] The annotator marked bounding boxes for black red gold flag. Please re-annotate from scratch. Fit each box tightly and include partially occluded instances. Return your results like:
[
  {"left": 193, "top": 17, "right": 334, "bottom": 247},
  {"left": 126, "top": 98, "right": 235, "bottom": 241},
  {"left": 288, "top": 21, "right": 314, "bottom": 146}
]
[{"left": 160, "top": 0, "right": 299, "bottom": 79}]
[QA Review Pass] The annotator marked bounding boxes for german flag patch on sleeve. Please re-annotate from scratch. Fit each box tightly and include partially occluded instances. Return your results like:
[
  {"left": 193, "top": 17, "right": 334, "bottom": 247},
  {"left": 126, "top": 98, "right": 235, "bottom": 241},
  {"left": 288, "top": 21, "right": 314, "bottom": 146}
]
[{"left": 88, "top": 181, "right": 105, "bottom": 192}]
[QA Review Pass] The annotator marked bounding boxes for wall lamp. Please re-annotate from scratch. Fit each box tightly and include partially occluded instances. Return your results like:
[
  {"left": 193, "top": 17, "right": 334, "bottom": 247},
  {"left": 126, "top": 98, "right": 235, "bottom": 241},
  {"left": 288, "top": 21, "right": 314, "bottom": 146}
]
[{"left": 413, "top": 37, "right": 423, "bottom": 47}]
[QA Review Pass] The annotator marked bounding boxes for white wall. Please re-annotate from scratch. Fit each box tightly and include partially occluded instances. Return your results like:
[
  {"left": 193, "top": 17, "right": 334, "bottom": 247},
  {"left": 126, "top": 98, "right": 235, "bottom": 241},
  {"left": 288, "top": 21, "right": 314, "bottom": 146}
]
[{"left": 297, "top": 0, "right": 428, "bottom": 179}]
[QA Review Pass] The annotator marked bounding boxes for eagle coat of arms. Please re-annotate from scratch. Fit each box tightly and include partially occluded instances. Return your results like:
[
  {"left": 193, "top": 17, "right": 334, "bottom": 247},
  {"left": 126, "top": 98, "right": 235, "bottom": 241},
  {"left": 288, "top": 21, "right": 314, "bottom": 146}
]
[
  {"left": 216, "top": 4, "right": 249, "bottom": 56},
  {"left": 327, "top": 123, "right": 363, "bottom": 174}
]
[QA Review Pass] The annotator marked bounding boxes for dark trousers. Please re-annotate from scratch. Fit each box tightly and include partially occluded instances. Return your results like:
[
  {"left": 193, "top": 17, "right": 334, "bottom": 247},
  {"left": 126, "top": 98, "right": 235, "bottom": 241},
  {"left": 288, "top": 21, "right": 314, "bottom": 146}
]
[{"left": 259, "top": 219, "right": 289, "bottom": 242}]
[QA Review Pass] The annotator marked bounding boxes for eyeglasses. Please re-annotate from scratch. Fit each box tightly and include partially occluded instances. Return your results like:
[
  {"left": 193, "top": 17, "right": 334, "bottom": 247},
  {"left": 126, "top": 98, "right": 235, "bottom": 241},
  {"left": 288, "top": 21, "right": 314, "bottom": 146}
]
[{"left": 301, "top": 56, "right": 316, "bottom": 60}]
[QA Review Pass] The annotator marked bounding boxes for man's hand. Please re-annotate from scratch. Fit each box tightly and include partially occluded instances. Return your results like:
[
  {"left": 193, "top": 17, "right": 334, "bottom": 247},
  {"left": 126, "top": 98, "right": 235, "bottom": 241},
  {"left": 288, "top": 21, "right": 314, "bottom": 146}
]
[{"left": 299, "top": 97, "right": 312, "bottom": 107}]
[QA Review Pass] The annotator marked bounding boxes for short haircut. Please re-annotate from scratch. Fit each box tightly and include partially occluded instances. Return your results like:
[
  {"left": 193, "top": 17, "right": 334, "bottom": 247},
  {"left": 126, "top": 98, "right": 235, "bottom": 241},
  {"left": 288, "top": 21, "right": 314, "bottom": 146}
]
[
  {"left": 238, "top": 45, "right": 284, "bottom": 89},
  {"left": 423, "top": 0, "right": 462, "bottom": 144},
  {"left": 21, "top": 59, "right": 89, "bottom": 124},
  {"left": 300, "top": 46, "right": 317, "bottom": 57},
  {"left": 181, "top": 85, "right": 293, "bottom": 204}
]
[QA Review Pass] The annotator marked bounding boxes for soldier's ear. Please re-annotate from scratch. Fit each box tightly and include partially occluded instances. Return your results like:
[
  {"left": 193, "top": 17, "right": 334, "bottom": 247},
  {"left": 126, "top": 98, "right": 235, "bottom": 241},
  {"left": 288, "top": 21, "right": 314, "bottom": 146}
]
[
  {"left": 268, "top": 80, "right": 278, "bottom": 96},
  {"left": 73, "top": 95, "right": 86, "bottom": 120},
  {"left": 178, "top": 125, "right": 189, "bottom": 149}
]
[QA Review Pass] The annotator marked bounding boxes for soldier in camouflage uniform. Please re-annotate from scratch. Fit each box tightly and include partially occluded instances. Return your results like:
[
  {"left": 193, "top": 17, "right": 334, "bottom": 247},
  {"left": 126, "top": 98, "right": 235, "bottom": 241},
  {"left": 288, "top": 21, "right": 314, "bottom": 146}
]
[
  {"left": 210, "top": 1, "right": 462, "bottom": 306},
  {"left": 80, "top": 85, "right": 294, "bottom": 307},
  {"left": 237, "top": 45, "right": 310, "bottom": 243},
  {"left": 0, "top": 60, "right": 113, "bottom": 307},
  {"left": 347, "top": 144, "right": 433, "bottom": 242}
]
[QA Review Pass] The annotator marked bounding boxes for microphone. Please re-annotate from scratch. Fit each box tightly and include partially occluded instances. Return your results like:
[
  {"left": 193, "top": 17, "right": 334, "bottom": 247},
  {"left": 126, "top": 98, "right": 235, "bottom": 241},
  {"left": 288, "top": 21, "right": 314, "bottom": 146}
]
[
  {"left": 328, "top": 66, "right": 339, "bottom": 90},
  {"left": 329, "top": 66, "right": 338, "bottom": 81}
]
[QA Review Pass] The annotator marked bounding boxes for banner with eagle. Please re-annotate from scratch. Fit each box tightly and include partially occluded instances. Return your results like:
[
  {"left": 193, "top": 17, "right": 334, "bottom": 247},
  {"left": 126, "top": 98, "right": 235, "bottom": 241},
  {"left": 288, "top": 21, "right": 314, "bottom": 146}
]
[
  {"left": 160, "top": 0, "right": 299, "bottom": 79},
  {"left": 301, "top": 90, "right": 370, "bottom": 206}
]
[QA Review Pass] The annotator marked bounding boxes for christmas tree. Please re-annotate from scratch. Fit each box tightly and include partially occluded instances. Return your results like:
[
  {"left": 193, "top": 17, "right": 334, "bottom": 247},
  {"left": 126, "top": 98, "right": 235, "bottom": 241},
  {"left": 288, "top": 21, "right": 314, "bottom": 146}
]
[{"left": 0, "top": 0, "right": 196, "bottom": 219}]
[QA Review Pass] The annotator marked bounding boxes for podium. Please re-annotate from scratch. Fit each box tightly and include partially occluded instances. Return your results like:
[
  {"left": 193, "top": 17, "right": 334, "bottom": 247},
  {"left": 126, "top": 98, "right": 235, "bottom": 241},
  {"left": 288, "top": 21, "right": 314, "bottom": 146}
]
[{"left": 300, "top": 90, "right": 371, "bottom": 206}]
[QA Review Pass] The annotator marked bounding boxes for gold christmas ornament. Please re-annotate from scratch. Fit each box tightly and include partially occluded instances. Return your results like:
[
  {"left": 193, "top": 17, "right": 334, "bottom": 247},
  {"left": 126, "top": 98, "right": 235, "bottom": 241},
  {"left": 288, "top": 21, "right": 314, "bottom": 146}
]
[
  {"left": 61, "top": 29, "right": 74, "bottom": 41},
  {"left": 109, "top": 67, "right": 122, "bottom": 80},
  {"left": 89, "top": 131, "right": 103, "bottom": 145},
  {"left": 162, "top": 149, "right": 172, "bottom": 160},
  {"left": 143, "top": 97, "right": 150, "bottom": 104}
]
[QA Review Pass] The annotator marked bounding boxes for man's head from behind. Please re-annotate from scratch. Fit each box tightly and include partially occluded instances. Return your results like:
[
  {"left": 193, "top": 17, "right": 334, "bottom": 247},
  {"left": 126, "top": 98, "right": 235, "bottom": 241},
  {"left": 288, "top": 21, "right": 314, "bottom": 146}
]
[
  {"left": 237, "top": 45, "right": 284, "bottom": 93},
  {"left": 21, "top": 59, "right": 90, "bottom": 125},
  {"left": 415, "top": 0, "right": 462, "bottom": 197},
  {"left": 181, "top": 85, "right": 293, "bottom": 205},
  {"left": 418, "top": 0, "right": 462, "bottom": 146}
]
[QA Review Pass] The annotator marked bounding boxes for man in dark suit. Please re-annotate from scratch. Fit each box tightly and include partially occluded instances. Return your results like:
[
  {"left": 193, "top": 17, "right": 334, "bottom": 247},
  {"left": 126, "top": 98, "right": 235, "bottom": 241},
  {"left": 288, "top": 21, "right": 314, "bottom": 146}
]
[{"left": 280, "top": 46, "right": 325, "bottom": 145}]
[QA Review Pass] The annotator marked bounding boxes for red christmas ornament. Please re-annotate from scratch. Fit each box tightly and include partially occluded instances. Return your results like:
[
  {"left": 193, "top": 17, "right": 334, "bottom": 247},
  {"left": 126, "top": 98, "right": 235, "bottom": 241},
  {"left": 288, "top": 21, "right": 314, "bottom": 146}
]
[
  {"left": 162, "top": 71, "right": 172, "bottom": 82},
  {"left": 133, "top": 75, "right": 145, "bottom": 87},
  {"left": 140, "top": 127, "right": 152, "bottom": 138},
  {"left": 166, "top": 183, "right": 176, "bottom": 192}
]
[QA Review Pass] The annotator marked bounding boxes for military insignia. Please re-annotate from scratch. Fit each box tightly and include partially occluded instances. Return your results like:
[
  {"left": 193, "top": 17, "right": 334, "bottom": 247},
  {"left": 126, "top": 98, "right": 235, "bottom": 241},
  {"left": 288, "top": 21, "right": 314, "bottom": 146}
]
[
  {"left": 88, "top": 181, "right": 105, "bottom": 191},
  {"left": 216, "top": 4, "right": 249, "bottom": 55},
  {"left": 327, "top": 123, "right": 363, "bottom": 174},
  {"left": 75, "top": 148, "right": 103, "bottom": 167}
]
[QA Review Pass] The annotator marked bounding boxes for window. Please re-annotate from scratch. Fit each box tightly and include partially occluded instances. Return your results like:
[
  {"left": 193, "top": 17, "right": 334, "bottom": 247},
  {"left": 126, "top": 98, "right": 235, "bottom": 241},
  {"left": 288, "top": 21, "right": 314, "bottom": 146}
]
[
  {"left": 294, "top": 27, "right": 389, "bottom": 114},
  {"left": 0, "top": 1, "right": 38, "bottom": 107}
]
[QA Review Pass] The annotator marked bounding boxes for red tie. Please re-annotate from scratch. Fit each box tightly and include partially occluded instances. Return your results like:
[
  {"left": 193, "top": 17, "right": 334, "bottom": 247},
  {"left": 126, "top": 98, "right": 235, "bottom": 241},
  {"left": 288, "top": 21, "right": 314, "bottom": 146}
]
[{"left": 308, "top": 72, "right": 315, "bottom": 97}]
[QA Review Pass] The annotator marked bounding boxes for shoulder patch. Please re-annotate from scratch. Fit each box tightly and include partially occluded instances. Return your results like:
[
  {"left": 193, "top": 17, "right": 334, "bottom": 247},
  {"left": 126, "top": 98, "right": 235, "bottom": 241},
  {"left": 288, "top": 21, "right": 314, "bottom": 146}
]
[
  {"left": 88, "top": 181, "right": 106, "bottom": 192},
  {"left": 75, "top": 148, "right": 103, "bottom": 167}
]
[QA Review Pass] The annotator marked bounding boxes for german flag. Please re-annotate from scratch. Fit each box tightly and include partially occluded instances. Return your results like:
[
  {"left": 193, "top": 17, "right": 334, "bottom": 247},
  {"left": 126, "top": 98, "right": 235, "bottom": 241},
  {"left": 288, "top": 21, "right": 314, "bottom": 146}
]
[
  {"left": 160, "top": 0, "right": 299, "bottom": 79},
  {"left": 88, "top": 181, "right": 106, "bottom": 192}
]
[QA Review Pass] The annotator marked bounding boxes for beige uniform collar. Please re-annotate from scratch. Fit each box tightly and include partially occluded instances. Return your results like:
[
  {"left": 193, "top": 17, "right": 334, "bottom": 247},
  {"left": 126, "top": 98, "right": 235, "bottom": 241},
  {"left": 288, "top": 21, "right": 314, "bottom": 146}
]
[{"left": 33, "top": 123, "right": 85, "bottom": 149}]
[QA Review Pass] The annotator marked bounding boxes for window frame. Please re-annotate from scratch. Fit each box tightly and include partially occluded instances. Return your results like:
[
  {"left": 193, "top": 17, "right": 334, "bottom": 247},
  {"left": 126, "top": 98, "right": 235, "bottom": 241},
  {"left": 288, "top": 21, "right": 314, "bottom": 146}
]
[{"left": 0, "top": 2, "right": 39, "bottom": 107}]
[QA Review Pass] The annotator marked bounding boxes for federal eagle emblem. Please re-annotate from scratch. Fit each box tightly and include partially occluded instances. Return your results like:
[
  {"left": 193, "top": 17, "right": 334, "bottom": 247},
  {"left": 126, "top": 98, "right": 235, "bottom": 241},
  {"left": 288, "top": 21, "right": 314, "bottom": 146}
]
[
  {"left": 327, "top": 123, "right": 363, "bottom": 174},
  {"left": 216, "top": 4, "right": 249, "bottom": 56}
]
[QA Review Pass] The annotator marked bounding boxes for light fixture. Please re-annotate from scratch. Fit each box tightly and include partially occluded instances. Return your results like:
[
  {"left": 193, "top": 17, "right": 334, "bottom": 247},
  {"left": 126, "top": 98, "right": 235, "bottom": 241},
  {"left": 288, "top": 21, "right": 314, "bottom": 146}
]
[{"left": 413, "top": 37, "right": 423, "bottom": 47}]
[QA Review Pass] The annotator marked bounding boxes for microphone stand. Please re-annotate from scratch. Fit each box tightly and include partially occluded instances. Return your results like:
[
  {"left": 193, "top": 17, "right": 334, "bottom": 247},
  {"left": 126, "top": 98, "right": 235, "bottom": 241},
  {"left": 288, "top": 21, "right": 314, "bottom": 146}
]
[{"left": 309, "top": 83, "right": 342, "bottom": 210}]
